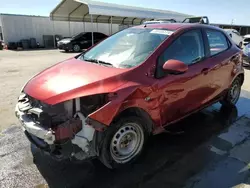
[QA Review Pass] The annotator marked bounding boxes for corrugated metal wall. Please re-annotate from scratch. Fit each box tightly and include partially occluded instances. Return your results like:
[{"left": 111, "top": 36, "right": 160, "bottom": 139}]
[{"left": 0, "top": 14, "right": 119, "bottom": 46}]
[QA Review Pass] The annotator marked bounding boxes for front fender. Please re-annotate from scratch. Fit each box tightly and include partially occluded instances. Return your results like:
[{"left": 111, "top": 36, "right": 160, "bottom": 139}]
[{"left": 88, "top": 86, "right": 162, "bottom": 128}]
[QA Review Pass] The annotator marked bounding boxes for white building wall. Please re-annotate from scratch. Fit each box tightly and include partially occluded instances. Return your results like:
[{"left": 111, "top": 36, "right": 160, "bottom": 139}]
[{"left": 0, "top": 14, "right": 119, "bottom": 46}]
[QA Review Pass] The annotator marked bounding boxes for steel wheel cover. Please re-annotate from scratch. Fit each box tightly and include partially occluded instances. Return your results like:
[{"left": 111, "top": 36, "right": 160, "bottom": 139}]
[
  {"left": 74, "top": 45, "right": 80, "bottom": 52},
  {"left": 230, "top": 80, "right": 241, "bottom": 104},
  {"left": 110, "top": 122, "right": 144, "bottom": 164}
]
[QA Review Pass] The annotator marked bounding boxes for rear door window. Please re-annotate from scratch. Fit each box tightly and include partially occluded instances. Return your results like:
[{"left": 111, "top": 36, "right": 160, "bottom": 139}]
[{"left": 205, "top": 30, "right": 229, "bottom": 56}]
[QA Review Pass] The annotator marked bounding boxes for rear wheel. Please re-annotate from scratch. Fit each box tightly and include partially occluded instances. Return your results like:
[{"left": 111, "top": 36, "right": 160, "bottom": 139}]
[
  {"left": 98, "top": 116, "right": 149, "bottom": 169},
  {"left": 221, "top": 77, "right": 241, "bottom": 106}
]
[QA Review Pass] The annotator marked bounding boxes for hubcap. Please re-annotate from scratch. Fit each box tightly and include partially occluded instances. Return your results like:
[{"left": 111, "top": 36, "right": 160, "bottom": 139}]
[
  {"left": 74, "top": 45, "right": 80, "bottom": 52},
  {"left": 110, "top": 123, "right": 144, "bottom": 163},
  {"left": 230, "top": 81, "right": 240, "bottom": 104}
]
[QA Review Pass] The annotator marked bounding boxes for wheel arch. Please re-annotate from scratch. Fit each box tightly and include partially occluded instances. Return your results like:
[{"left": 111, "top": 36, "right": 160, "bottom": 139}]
[
  {"left": 112, "top": 107, "right": 154, "bottom": 134},
  {"left": 231, "top": 72, "right": 244, "bottom": 86},
  {"left": 92, "top": 107, "right": 154, "bottom": 163}
]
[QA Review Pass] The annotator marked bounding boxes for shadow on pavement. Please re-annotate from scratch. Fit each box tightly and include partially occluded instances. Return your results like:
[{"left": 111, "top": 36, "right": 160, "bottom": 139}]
[{"left": 31, "top": 103, "right": 242, "bottom": 188}]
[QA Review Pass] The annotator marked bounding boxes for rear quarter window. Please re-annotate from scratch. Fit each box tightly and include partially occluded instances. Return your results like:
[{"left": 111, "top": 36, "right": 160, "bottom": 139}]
[{"left": 206, "top": 30, "right": 229, "bottom": 56}]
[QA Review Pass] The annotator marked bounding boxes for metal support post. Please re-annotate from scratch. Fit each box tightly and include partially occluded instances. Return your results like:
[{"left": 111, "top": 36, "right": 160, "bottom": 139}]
[{"left": 91, "top": 14, "right": 94, "bottom": 46}]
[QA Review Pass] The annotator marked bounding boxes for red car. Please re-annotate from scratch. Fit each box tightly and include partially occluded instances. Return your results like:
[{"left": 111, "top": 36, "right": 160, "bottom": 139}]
[{"left": 15, "top": 23, "right": 244, "bottom": 169}]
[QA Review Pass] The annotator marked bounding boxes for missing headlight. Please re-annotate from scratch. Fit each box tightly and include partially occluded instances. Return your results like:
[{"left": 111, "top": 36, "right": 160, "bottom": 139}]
[{"left": 80, "top": 94, "right": 108, "bottom": 116}]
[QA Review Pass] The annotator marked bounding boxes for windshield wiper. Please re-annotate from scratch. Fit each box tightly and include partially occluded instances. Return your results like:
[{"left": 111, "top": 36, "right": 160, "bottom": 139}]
[
  {"left": 192, "top": 56, "right": 203, "bottom": 63},
  {"left": 98, "top": 60, "right": 113, "bottom": 67},
  {"left": 84, "top": 58, "right": 113, "bottom": 67}
]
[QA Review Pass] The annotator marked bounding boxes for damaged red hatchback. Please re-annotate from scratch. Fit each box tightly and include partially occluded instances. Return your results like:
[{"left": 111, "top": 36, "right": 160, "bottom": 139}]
[{"left": 16, "top": 23, "right": 244, "bottom": 168}]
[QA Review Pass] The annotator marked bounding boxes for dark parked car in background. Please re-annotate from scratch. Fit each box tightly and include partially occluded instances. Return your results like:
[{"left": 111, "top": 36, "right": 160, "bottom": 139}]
[{"left": 57, "top": 32, "right": 108, "bottom": 52}]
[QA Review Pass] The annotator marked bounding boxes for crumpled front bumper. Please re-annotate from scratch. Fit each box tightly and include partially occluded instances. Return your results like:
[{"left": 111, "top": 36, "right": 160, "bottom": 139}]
[
  {"left": 15, "top": 104, "right": 55, "bottom": 145},
  {"left": 15, "top": 101, "right": 96, "bottom": 160}
]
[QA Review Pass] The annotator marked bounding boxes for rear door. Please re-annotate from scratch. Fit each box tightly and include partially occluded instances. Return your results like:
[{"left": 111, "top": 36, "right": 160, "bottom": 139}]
[
  {"left": 154, "top": 29, "right": 215, "bottom": 124},
  {"left": 203, "top": 29, "right": 234, "bottom": 101}
]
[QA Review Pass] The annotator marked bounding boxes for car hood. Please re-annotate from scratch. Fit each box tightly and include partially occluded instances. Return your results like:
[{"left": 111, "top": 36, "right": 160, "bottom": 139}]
[{"left": 24, "top": 58, "right": 130, "bottom": 104}]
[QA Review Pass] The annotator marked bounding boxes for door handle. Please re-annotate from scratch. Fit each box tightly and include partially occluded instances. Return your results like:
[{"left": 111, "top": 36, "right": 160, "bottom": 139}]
[{"left": 201, "top": 68, "right": 209, "bottom": 75}]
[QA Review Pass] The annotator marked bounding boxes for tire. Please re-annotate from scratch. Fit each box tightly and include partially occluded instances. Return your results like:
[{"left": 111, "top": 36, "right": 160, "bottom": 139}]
[
  {"left": 73, "top": 44, "right": 81, "bottom": 52},
  {"left": 97, "top": 116, "right": 149, "bottom": 169},
  {"left": 220, "top": 77, "right": 241, "bottom": 106}
]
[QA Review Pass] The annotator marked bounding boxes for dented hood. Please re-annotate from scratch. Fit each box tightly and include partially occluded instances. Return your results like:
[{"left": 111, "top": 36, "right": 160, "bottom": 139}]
[{"left": 24, "top": 58, "right": 130, "bottom": 104}]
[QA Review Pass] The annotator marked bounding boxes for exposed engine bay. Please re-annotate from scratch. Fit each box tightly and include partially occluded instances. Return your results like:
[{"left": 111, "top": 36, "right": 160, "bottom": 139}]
[{"left": 15, "top": 93, "right": 108, "bottom": 160}]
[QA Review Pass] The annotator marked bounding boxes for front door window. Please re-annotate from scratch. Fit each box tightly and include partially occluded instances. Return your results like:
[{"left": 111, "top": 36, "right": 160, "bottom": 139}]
[{"left": 156, "top": 29, "right": 205, "bottom": 78}]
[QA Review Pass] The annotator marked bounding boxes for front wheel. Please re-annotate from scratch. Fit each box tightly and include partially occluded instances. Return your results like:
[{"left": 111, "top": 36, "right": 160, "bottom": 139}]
[
  {"left": 221, "top": 77, "right": 241, "bottom": 106},
  {"left": 73, "top": 44, "right": 81, "bottom": 52},
  {"left": 98, "top": 116, "right": 149, "bottom": 169}
]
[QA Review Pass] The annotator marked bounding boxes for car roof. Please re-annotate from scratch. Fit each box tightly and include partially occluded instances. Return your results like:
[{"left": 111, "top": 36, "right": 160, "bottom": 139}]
[{"left": 133, "top": 23, "right": 223, "bottom": 32}]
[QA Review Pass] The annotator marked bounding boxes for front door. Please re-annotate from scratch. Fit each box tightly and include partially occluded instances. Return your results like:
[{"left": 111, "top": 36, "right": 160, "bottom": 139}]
[{"left": 154, "top": 29, "right": 213, "bottom": 125}]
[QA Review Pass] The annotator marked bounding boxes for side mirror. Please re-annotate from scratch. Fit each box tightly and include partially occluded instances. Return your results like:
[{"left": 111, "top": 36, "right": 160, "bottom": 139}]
[{"left": 163, "top": 59, "right": 188, "bottom": 74}]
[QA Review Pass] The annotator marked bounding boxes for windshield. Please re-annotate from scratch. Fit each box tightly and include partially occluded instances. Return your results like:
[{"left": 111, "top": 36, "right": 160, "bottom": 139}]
[
  {"left": 72, "top": 32, "right": 85, "bottom": 39},
  {"left": 78, "top": 28, "right": 173, "bottom": 68}
]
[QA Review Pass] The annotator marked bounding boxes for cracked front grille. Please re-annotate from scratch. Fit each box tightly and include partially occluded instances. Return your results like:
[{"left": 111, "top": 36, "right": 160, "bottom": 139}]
[{"left": 18, "top": 93, "right": 72, "bottom": 128}]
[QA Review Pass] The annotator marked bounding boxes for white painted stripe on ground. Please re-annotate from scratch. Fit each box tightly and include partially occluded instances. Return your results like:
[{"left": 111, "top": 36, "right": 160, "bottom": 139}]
[
  {"left": 218, "top": 117, "right": 250, "bottom": 148},
  {"left": 210, "top": 146, "right": 227, "bottom": 155}
]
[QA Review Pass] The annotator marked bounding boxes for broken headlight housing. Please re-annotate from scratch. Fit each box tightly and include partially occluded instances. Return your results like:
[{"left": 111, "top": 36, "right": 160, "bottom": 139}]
[{"left": 79, "top": 93, "right": 109, "bottom": 116}]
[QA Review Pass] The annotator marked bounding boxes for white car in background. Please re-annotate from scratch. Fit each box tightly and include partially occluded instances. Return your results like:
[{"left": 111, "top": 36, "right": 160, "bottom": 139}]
[
  {"left": 224, "top": 29, "right": 244, "bottom": 48},
  {"left": 243, "top": 34, "right": 250, "bottom": 46}
]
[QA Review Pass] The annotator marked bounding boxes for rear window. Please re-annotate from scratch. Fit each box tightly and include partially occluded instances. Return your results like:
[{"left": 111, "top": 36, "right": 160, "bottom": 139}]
[{"left": 206, "top": 30, "right": 229, "bottom": 56}]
